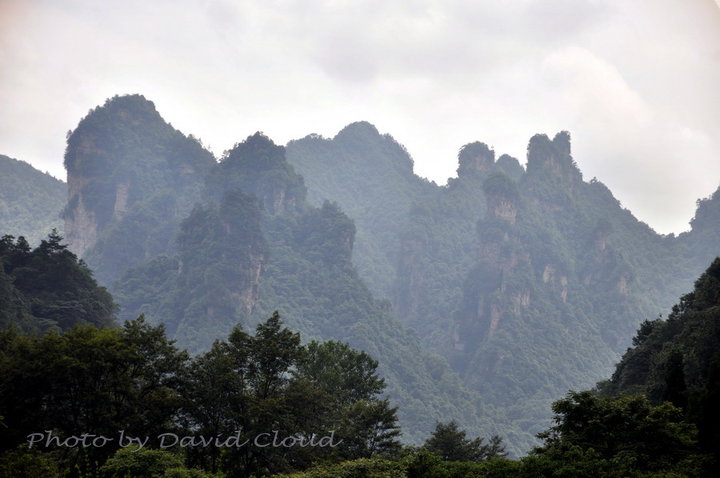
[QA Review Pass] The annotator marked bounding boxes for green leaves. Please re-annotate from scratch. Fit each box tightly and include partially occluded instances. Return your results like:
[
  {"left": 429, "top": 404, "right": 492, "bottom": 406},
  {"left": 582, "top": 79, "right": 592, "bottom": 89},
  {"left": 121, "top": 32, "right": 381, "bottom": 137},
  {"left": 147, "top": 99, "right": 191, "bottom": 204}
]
[
  {"left": 0, "top": 317, "right": 188, "bottom": 476},
  {"left": 423, "top": 420, "right": 506, "bottom": 462},
  {"left": 0, "top": 232, "right": 116, "bottom": 331},
  {"left": 532, "top": 391, "right": 706, "bottom": 476},
  {"left": 0, "top": 312, "right": 402, "bottom": 476},
  {"left": 296, "top": 341, "right": 384, "bottom": 407}
]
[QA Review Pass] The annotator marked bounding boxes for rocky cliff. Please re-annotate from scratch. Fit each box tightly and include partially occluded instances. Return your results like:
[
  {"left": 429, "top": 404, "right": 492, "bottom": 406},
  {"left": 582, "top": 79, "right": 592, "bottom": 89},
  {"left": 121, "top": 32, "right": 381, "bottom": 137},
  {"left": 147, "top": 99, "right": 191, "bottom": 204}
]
[{"left": 63, "top": 94, "right": 215, "bottom": 282}]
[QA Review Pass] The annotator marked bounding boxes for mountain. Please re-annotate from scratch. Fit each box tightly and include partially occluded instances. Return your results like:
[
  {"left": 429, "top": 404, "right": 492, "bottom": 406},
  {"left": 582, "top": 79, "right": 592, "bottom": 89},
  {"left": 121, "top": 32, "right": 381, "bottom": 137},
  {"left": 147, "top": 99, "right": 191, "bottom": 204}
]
[
  {"left": 285, "top": 123, "right": 436, "bottom": 299},
  {"left": 63, "top": 94, "right": 216, "bottom": 285},
  {"left": 56, "top": 94, "right": 720, "bottom": 454},
  {"left": 606, "top": 257, "right": 720, "bottom": 470},
  {"left": 287, "top": 126, "right": 720, "bottom": 451},
  {"left": 682, "top": 185, "right": 720, "bottom": 273},
  {"left": 0, "top": 154, "right": 65, "bottom": 243},
  {"left": 63, "top": 96, "right": 495, "bottom": 447}
]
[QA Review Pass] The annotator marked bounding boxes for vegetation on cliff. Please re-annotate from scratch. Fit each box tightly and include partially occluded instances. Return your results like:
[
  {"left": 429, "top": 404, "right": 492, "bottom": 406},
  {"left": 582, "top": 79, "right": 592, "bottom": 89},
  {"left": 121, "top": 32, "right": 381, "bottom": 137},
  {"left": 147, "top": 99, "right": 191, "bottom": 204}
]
[
  {"left": 74, "top": 116, "right": 492, "bottom": 445},
  {"left": 44, "top": 94, "right": 720, "bottom": 455},
  {"left": 63, "top": 94, "right": 215, "bottom": 284}
]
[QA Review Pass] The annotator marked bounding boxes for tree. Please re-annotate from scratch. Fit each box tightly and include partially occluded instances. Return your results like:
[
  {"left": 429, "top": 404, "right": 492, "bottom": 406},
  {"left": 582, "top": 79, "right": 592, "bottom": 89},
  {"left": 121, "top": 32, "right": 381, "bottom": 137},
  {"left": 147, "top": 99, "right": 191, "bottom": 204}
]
[
  {"left": 295, "top": 340, "right": 385, "bottom": 408},
  {"left": 0, "top": 231, "right": 116, "bottom": 331},
  {"left": 0, "top": 317, "right": 187, "bottom": 476},
  {"left": 423, "top": 421, "right": 506, "bottom": 462},
  {"left": 181, "top": 313, "right": 402, "bottom": 476},
  {"left": 660, "top": 346, "right": 688, "bottom": 409},
  {"left": 531, "top": 391, "right": 707, "bottom": 476},
  {"left": 100, "top": 446, "right": 184, "bottom": 478},
  {"left": 295, "top": 340, "right": 401, "bottom": 460},
  {"left": 333, "top": 399, "right": 401, "bottom": 460}
]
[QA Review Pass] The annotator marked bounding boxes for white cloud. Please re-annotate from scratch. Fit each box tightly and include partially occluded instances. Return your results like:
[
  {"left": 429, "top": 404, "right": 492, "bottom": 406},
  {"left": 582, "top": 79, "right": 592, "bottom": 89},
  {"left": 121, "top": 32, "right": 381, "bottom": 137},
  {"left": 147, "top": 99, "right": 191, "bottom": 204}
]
[{"left": 0, "top": 0, "right": 718, "bottom": 233}]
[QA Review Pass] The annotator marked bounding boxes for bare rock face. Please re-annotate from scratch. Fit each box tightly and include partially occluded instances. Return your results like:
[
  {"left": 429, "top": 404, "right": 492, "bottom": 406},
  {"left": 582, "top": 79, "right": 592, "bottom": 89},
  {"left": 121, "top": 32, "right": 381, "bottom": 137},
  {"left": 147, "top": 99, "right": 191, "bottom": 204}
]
[
  {"left": 483, "top": 173, "right": 519, "bottom": 225},
  {"left": 65, "top": 175, "right": 97, "bottom": 258},
  {"left": 245, "top": 253, "right": 265, "bottom": 314},
  {"left": 491, "top": 198, "right": 518, "bottom": 225},
  {"left": 113, "top": 182, "right": 131, "bottom": 218},
  {"left": 65, "top": 176, "right": 131, "bottom": 257}
]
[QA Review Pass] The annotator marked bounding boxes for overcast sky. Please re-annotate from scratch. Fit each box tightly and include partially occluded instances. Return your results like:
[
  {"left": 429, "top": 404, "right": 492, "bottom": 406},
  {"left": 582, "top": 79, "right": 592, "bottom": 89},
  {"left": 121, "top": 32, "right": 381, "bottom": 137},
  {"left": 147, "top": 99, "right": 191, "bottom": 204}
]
[{"left": 1, "top": 0, "right": 719, "bottom": 234}]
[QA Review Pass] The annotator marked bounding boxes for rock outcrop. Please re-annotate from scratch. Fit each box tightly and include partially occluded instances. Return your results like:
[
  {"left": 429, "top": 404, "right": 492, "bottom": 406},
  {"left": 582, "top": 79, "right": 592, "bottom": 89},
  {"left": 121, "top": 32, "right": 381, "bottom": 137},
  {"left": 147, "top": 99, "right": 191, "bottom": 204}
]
[{"left": 63, "top": 94, "right": 214, "bottom": 280}]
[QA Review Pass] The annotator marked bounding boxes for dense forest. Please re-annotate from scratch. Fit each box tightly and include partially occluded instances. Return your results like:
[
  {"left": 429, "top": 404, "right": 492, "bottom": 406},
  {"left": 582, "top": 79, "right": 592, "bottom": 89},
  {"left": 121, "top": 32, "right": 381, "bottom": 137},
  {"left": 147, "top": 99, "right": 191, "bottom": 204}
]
[
  {"left": 286, "top": 118, "right": 720, "bottom": 451},
  {"left": 1, "top": 93, "right": 719, "bottom": 474},
  {"left": 0, "top": 232, "right": 115, "bottom": 332},
  {"left": 57, "top": 96, "right": 493, "bottom": 448},
  {"left": 0, "top": 232, "right": 717, "bottom": 476}
]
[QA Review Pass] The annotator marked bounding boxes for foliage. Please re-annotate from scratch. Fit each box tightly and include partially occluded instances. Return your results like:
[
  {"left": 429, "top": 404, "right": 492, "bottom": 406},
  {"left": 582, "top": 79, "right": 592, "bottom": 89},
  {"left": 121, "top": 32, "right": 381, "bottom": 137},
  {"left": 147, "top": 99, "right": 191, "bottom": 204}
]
[
  {"left": 109, "top": 124, "right": 490, "bottom": 447},
  {"left": 99, "top": 446, "right": 220, "bottom": 478},
  {"left": 0, "top": 447, "right": 62, "bottom": 478},
  {"left": 114, "top": 189, "right": 268, "bottom": 352},
  {"left": 0, "top": 316, "right": 187, "bottom": 475},
  {"left": 405, "top": 450, "right": 521, "bottom": 478},
  {"left": 273, "top": 457, "right": 405, "bottom": 478},
  {"left": 525, "top": 391, "right": 708, "bottom": 477},
  {"left": 482, "top": 173, "right": 519, "bottom": 203},
  {"left": 178, "top": 312, "right": 402, "bottom": 477},
  {"left": 495, "top": 154, "right": 523, "bottom": 181},
  {"left": 423, "top": 421, "right": 506, "bottom": 462},
  {"left": 0, "top": 311, "right": 404, "bottom": 477},
  {"left": 10, "top": 98, "right": 720, "bottom": 475},
  {"left": 57, "top": 95, "right": 720, "bottom": 458},
  {"left": 686, "top": 185, "right": 720, "bottom": 272},
  {"left": 255, "top": 207, "right": 490, "bottom": 445},
  {"left": 285, "top": 122, "right": 434, "bottom": 298},
  {"left": 209, "top": 132, "right": 306, "bottom": 215},
  {"left": 410, "top": 129, "right": 701, "bottom": 454},
  {"left": 100, "top": 446, "right": 185, "bottom": 478},
  {"left": 0, "top": 230, "right": 116, "bottom": 331},
  {"left": 607, "top": 257, "right": 720, "bottom": 474}
]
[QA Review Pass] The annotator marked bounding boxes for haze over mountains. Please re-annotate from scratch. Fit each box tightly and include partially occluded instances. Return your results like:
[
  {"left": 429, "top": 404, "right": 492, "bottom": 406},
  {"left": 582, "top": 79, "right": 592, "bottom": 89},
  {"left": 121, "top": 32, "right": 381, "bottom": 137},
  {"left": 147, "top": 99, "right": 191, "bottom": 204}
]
[
  {"left": 0, "top": 154, "right": 65, "bottom": 244},
  {"left": 2, "top": 94, "right": 719, "bottom": 456}
]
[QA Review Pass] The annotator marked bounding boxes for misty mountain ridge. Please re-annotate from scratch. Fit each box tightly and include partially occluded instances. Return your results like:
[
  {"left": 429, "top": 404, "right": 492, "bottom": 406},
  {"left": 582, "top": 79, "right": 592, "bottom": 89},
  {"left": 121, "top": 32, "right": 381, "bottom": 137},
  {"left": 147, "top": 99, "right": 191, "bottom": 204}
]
[
  {"left": 0, "top": 154, "right": 65, "bottom": 244},
  {"left": 3, "top": 93, "right": 719, "bottom": 456}
]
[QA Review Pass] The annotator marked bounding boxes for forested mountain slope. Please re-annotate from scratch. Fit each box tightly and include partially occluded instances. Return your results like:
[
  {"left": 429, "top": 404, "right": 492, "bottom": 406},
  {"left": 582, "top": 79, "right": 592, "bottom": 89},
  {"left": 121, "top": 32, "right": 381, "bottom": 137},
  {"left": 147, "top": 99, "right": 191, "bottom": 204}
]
[
  {"left": 0, "top": 231, "right": 115, "bottom": 332},
  {"left": 606, "top": 257, "right": 720, "bottom": 470},
  {"left": 62, "top": 96, "right": 495, "bottom": 447},
  {"left": 287, "top": 127, "right": 720, "bottom": 451},
  {"left": 53, "top": 94, "right": 720, "bottom": 454},
  {"left": 0, "top": 154, "right": 65, "bottom": 243},
  {"left": 285, "top": 123, "right": 436, "bottom": 299},
  {"left": 63, "top": 94, "right": 216, "bottom": 285}
]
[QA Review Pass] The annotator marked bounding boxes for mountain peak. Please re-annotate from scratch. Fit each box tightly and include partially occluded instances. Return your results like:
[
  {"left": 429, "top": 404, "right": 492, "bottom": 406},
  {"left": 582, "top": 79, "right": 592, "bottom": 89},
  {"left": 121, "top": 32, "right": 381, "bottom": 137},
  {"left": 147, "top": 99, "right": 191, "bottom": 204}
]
[
  {"left": 222, "top": 132, "right": 285, "bottom": 169},
  {"left": 334, "top": 121, "right": 381, "bottom": 141},
  {"left": 62, "top": 94, "right": 214, "bottom": 262},
  {"left": 457, "top": 141, "right": 495, "bottom": 176},
  {"left": 102, "top": 93, "right": 157, "bottom": 110},
  {"left": 690, "top": 185, "right": 720, "bottom": 232},
  {"left": 215, "top": 132, "right": 306, "bottom": 215},
  {"left": 526, "top": 131, "right": 582, "bottom": 183}
]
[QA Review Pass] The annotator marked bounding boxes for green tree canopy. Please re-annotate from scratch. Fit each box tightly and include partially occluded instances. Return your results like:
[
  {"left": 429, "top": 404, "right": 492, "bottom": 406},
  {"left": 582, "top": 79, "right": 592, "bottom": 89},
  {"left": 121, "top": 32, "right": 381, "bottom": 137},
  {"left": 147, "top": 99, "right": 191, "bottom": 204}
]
[
  {"left": 423, "top": 420, "right": 506, "bottom": 462},
  {"left": 0, "top": 230, "right": 116, "bottom": 331}
]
